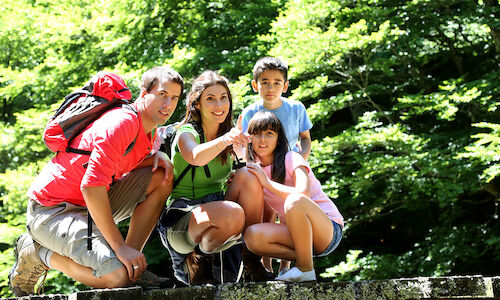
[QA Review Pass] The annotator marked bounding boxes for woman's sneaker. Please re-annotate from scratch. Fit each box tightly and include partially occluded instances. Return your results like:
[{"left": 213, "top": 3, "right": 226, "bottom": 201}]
[
  {"left": 275, "top": 267, "right": 316, "bottom": 282},
  {"left": 8, "top": 234, "right": 48, "bottom": 297}
]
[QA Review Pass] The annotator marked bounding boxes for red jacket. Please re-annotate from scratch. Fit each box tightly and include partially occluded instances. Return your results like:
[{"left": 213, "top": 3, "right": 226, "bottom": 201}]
[{"left": 28, "top": 105, "right": 156, "bottom": 207}]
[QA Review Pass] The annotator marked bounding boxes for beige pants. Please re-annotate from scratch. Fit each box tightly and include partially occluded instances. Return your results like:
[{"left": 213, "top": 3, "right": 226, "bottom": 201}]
[{"left": 26, "top": 168, "right": 153, "bottom": 277}]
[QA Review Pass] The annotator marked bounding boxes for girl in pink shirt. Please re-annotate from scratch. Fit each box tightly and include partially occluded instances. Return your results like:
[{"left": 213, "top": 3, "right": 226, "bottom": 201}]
[{"left": 244, "top": 111, "right": 343, "bottom": 282}]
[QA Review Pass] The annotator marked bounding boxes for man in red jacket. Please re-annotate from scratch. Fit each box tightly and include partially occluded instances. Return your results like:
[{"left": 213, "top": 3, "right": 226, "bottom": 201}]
[{"left": 9, "top": 66, "right": 183, "bottom": 296}]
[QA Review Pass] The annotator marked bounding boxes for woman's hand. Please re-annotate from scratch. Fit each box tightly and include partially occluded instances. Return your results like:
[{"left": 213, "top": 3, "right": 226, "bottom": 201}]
[
  {"left": 222, "top": 115, "right": 250, "bottom": 148},
  {"left": 246, "top": 162, "right": 270, "bottom": 189}
]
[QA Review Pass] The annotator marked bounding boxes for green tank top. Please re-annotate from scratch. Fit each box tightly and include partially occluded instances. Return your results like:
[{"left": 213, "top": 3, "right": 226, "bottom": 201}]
[{"left": 168, "top": 124, "right": 232, "bottom": 205}]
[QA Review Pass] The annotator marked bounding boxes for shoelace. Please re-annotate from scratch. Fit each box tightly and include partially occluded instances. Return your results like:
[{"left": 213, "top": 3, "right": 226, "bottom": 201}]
[
  {"left": 35, "top": 269, "right": 48, "bottom": 295},
  {"left": 22, "top": 264, "right": 48, "bottom": 295}
]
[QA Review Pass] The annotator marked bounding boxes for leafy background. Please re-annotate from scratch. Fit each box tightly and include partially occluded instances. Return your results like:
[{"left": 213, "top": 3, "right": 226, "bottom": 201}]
[{"left": 0, "top": 0, "right": 499, "bottom": 297}]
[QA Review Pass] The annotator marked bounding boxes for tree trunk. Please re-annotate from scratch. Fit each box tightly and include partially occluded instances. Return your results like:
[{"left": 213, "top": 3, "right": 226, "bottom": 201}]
[
  {"left": 485, "top": 0, "right": 500, "bottom": 68},
  {"left": 437, "top": 27, "right": 465, "bottom": 76}
]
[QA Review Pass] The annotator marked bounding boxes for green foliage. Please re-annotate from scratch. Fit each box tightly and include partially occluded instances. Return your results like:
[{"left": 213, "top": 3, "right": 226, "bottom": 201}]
[
  {"left": 90, "top": 0, "right": 284, "bottom": 80},
  {"left": 460, "top": 122, "right": 500, "bottom": 183},
  {"left": 0, "top": 108, "right": 52, "bottom": 173},
  {"left": 0, "top": 223, "right": 25, "bottom": 297},
  {"left": 0, "top": 119, "right": 43, "bottom": 296},
  {"left": 0, "top": 0, "right": 107, "bottom": 123},
  {"left": 323, "top": 222, "right": 499, "bottom": 281},
  {"left": 396, "top": 72, "right": 500, "bottom": 123},
  {"left": 0, "top": 164, "right": 42, "bottom": 297},
  {"left": 311, "top": 111, "right": 477, "bottom": 220},
  {"left": 1, "top": 0, "right": 500, "bottom": 297}
]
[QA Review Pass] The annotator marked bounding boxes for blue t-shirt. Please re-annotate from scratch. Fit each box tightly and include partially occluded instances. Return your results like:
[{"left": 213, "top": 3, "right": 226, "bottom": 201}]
[{"left": 241, "top": 97, "right": 313, "bottom": 152}]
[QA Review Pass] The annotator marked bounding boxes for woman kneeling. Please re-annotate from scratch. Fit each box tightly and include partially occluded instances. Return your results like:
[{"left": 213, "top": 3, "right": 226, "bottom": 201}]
[{"left": 157, "top": 71, "right": 250, "bottom": 285}]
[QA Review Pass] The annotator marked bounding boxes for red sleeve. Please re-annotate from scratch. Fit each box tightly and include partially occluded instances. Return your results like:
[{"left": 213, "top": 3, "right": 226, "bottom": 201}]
[{"left": 81, "top": 109, "right": 139, "bottom": 189}]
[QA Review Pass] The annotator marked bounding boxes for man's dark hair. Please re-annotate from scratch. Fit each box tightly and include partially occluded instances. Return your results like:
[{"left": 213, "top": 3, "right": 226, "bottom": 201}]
[
  {"left": 252, "top": 57, "right": 288, "bottom": 82},
  {"left": 141, "top": 66, "right": 184, "bottom": 93}
]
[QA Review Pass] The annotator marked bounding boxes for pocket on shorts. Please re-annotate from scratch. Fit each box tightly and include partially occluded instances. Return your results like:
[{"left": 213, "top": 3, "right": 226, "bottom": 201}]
[
  {"left": 28, "top": 202, "right": 68, "bottom": 233},
  {"left": 30, "top": 202, "right": 87, "bottom": 257}
]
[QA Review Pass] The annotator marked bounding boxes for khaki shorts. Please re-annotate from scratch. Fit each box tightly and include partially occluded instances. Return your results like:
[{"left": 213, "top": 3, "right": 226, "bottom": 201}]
[
  {"left": 166, "top": 206, "right": 199, "bottom": 254},
  {"left": 165, "top": 192, "right": 241, "bottom": 255},
  {"left": 26, "top": 167, "right": 153, "bottom": 278}
]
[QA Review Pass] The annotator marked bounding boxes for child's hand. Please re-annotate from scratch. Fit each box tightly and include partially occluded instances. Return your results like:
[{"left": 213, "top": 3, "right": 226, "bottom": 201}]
[{"left": 247, "top": 162, "right": 270, "bottom": 188}]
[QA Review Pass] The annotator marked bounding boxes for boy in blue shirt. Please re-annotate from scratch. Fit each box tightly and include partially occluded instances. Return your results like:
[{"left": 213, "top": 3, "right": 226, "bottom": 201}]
[{"left": 241, "top": 57, "right": 312, "bottom": 159}]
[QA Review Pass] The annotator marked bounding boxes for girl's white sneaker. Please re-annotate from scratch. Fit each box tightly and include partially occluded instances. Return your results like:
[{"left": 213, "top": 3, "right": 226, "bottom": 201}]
[
  {"left": 277, "top": 267, "right": 289, "bottom": 277},
  {"left": 275, "top": 267, "right": 316, "bottom": 282}
]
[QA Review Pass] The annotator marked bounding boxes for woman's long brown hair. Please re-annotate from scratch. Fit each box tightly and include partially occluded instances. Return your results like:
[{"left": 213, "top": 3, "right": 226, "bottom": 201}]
[{"left": 180, "top": 70, "right": 233, "bottom": 164}]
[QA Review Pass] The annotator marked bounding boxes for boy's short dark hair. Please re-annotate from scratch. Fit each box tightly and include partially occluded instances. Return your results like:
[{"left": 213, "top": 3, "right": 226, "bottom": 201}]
[
  {"left": 252, "top": 57, "right": 288, "bottom": 82},
  {"left": 141, "top": 66, "right": 184, "bottom": 93}
]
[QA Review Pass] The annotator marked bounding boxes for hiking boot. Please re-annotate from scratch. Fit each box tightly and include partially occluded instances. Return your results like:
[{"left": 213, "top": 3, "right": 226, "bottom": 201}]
[
  {"left": 185, "top": 248, "right": 217, "bottom": 285},
  {"left": 135, "top": 270, "right": 175, "bottom": 289},
  {"left": 9, "top": 234, "right": 48, "bottom": 297},
  {"left": 242, "top": 246, "right": 275, "bottom": 282}
]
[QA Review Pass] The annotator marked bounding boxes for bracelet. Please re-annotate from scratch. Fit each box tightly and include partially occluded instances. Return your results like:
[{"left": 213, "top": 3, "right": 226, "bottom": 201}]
[{"left": 221, "top": 135, "right": 230, "bottom": 147}]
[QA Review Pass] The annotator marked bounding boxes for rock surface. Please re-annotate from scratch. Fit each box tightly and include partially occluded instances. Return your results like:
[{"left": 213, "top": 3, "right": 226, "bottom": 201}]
[{"left": 2, "top": 275, "right": 499, "bottom": 300}]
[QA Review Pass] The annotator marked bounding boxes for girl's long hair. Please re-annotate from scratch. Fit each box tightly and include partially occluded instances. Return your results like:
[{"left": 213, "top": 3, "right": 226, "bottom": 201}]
[
  {"left": 246, "top": 111, "right": 289, "bottom": 183},
  {"left": 181, "top": 70, "right": 233, "bottom": 163}
]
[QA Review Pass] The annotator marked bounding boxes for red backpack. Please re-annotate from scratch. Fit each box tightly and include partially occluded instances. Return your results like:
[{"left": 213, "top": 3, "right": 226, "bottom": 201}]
[{"left": 43, "top": 71, "right": 133, "bottom": 154}]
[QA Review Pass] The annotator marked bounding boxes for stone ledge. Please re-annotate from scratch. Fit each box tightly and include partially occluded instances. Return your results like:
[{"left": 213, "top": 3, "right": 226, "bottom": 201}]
[
  {"left": 492, "top": 276, "right": 500, "bottom": 298},
  {"left": 2, "top": 275, "right": 499, "bottom": 300}
]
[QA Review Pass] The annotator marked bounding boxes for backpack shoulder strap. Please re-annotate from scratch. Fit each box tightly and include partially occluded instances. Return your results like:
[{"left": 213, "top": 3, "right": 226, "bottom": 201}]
[
  {"left": 123, "top": 103, "right": 138, "bottom": 115},
  {"left": 173, "top": 164, "right": 193, "bottom": 189},
  {"left": 123, "top": 136, "right": 137, "bottom": 156},
  {"left": 66, "top": 103, "right": 139, "bottom": 157},
  {"left": 122, "top": 104, "right": 140, "bottom": 157},
  {"left": 231, "top": 149, "right": 246, "bottom": 170},
  {"left": 171, "top": 121, "right": 214, "bottom": 190},
  {"left": 187, "top": 121, "right": 212, "bottom": 178}
]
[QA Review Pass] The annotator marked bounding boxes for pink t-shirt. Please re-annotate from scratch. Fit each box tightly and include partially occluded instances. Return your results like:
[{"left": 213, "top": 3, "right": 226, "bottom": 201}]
[
  {"left": 27, "top": 106, "right": 156, "bottom": 207},
  {"left": 262, "top": 151, "right": 344, "bottom": 227}
]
